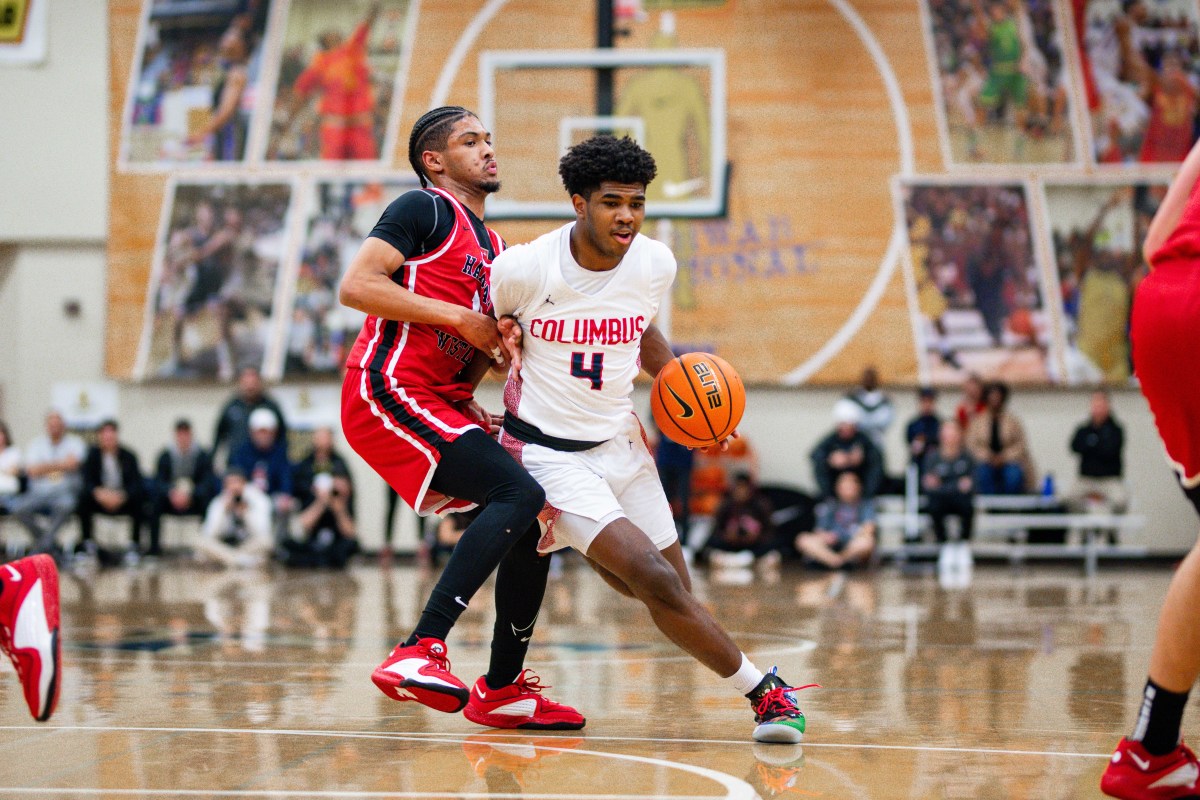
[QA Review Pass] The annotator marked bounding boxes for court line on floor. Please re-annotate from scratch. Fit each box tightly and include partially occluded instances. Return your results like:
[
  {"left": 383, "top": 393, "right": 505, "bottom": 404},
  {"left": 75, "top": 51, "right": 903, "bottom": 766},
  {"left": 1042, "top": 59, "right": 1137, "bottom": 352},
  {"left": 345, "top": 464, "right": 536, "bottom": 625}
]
[
  {"left": 0, "top": 725, "right": 1112, "bottom": 761},
  {"left": 0, "top": 727, "right": 757, "bottom": 800}
]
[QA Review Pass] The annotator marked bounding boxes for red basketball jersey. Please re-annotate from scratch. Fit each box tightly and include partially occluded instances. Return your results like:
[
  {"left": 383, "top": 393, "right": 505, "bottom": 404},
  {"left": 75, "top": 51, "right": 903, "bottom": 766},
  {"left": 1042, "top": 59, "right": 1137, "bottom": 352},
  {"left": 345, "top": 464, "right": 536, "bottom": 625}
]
[{"left": 346, "top": 187, "right": 505, "bottom": 397}]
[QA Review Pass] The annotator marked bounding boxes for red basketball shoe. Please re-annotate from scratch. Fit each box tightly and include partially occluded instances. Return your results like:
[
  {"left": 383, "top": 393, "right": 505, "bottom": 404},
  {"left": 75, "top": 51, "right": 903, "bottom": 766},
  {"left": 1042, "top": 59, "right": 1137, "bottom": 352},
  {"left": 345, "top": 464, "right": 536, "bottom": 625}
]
[
  {"left": 371, "top": 637, "right": 469, "bottom": 712},
  {"left": 463, "top": 670, "right": 585, "bottom": 730},
  {"left": 1101, "top": 738, "right": 1200, "bottom": 799},
  {"left": 0, "top": 555, "right": 61, "bottom": 721}
]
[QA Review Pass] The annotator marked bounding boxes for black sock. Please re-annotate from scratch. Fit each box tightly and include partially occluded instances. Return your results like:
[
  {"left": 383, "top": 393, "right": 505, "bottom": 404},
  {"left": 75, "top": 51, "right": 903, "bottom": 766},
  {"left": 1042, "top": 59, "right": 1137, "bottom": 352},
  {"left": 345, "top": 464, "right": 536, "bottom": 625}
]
[
  {"left": 1133, "top": 679, "right": 1190, "bottom": 756},
  {"left": 485, "top": 524, "right": 549, "bottom": 689},
  {"left": 408, "top": 431, "right": 545, "bottom": 644}
]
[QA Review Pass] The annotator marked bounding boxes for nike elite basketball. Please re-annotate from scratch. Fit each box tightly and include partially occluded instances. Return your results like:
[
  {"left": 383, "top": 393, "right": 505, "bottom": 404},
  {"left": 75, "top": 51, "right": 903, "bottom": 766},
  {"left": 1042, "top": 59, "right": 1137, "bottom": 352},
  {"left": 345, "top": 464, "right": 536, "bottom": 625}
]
[{"left": 651, "top": 352, "right": 746, "bottom": 448}]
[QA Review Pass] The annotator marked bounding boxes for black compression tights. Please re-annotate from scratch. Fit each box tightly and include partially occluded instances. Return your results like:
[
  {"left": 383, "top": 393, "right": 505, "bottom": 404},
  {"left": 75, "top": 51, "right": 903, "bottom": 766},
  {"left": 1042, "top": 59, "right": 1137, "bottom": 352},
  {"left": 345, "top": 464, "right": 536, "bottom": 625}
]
[{"left": 407, "top": 429, "right": 545, "bottom": 644}]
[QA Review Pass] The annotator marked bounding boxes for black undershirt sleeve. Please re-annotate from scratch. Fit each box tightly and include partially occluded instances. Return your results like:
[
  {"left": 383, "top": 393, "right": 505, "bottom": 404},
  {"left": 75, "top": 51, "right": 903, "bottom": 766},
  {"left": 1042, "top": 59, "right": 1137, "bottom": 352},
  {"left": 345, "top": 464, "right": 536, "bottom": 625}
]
[{"left": 368, "top": 190, "right": 455, "bottom": 260}]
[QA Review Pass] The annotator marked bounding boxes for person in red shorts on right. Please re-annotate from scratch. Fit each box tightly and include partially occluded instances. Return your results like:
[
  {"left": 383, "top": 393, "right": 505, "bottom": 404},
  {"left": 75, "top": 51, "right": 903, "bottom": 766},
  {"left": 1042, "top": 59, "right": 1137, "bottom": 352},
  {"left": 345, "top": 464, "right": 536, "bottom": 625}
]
[{"left": 1101, "top": 138, "right": 1200, "bottom": 799}]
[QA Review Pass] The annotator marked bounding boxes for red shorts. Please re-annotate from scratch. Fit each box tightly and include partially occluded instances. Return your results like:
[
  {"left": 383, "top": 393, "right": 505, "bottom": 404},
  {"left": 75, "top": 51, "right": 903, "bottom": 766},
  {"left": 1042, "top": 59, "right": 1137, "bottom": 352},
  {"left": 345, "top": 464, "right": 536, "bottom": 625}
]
[
  {"left": 341, "top": 367, "right": 481, "bottom": 515},
  {"left": 1131, "top": 261, "right": 1200, "bottom": 492}
]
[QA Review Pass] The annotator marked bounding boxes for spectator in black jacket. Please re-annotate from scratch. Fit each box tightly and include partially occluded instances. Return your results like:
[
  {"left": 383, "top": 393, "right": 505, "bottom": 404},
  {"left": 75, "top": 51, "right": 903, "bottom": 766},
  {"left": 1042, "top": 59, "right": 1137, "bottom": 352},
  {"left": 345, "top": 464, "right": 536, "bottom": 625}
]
[
  {"left": 212, "top": 366, "right": 288, "bottom": 469},
  {"left": 905, "top": 387, "right": 942, "bottom": 471},
  {"left": 78, "top": 419, "right": 145, "bottom": 562},
  {"left": 1067, "top": 390, "right": 1127, "bottom": 513},
  {"left": 922, "top": 419, "right": 977, "bottom": 544},
  {"left": 146, "top": 419, "right": 216, "bottom": 556},
  {"left": 703, "top": 472, "right": 779, "bottom": 569},
  {"left": 291, "top": 425, "right": 351, "bottom": 509},
  {"left": 810, "top": 399, "right": 884, "bottom": 499}
]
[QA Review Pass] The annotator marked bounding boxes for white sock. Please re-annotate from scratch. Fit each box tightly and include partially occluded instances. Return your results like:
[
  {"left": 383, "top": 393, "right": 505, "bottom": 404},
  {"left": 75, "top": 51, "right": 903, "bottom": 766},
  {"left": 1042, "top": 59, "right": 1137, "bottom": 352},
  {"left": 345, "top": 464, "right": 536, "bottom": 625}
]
[{"left": 727, "top": 653, "right": 765, "bottom": 696}]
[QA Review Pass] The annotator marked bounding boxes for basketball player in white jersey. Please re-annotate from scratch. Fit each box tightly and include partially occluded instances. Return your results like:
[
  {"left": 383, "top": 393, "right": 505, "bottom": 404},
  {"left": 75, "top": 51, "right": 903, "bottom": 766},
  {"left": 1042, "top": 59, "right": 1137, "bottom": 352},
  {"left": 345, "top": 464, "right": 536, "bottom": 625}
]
[{"left": 489, "top": 135, "right": 813, "bottom": 743}]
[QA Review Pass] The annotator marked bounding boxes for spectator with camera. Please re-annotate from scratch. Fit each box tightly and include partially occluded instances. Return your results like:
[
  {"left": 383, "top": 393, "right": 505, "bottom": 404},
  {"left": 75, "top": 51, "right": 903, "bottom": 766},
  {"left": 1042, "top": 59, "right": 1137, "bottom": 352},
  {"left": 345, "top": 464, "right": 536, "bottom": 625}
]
[
  {"left": 146, "top": 419, "right": 216, "bottom": 557},
  {"left": 197, "top": 467, "right": 274, "bottom": 568},
  {"left": 282, "top": 467, "right": 358, "bottom": 568}
]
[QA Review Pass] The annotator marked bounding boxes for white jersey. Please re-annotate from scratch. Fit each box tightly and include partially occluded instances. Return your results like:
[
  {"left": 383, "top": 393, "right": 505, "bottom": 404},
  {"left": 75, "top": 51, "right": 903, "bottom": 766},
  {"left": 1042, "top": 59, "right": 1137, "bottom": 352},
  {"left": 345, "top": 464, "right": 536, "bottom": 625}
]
[{"left": 490, "top": 222, "right": 676, "bottom": 442}]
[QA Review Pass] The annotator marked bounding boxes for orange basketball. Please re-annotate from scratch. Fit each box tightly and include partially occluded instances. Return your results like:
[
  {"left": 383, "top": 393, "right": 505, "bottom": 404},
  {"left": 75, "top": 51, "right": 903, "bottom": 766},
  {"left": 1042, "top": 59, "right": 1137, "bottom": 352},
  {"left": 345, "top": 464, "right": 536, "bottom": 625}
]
[{"left": 651, "top": 352, "right": 746, "bottom": 448}]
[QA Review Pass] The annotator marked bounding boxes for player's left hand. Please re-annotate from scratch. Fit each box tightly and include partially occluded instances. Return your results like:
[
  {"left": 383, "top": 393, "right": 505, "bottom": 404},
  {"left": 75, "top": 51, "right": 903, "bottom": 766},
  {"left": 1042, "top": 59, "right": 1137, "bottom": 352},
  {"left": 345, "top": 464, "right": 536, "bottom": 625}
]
[
  {"left": 462, "top": 399, "right": 502, "bottom": 436},
  {"left": 498, "top": 315, "right": 524, "bottom": 375},
  {"left": 693, "top": 428, "right": 739, "bottom": 453}
]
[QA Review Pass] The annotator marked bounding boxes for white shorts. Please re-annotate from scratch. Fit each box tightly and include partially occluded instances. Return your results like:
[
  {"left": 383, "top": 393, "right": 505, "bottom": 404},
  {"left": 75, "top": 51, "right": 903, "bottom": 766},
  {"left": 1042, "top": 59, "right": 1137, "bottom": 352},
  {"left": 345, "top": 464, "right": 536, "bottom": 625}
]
[{"left": 499, "top": 414, "right": 677, "bottom": 555}]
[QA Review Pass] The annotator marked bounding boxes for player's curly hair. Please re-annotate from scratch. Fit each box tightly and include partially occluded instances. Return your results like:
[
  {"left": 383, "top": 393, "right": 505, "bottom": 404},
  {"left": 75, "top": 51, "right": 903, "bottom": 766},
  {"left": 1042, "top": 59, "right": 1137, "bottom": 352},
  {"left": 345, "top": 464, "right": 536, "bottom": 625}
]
[
  {"left": 558, "top": 135, "right": 657, "bottom": 199},
  {"left": 407, "top": 106, "right": 476, "bottom": 187}
]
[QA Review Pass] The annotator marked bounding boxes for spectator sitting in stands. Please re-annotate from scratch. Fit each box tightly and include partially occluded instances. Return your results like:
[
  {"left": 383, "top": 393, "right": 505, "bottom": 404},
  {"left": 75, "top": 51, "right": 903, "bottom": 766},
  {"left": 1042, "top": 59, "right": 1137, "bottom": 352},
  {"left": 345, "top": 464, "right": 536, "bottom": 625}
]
[
  {"left": 291, "top": 424, "right": 350, "bottom": 509},
  {"left": 147, "top": 419, "right": 215, "bottom": 557},
  {"left": 810, "top": 399, "right": 884, "bottom": 499},
  {"left": 846, "top": 365, "right": 894, "bottom": 452},
  {"left": 197, "top": 467, "right": 274, "bottom": 569},
  {"left": 955, "top": 372, "right": 986, "bottom": 430},
  {"left": 9, "top": 410, "right": 86, "bottom": 558},
  {"left": 906, "top": 386, "right": 942, "bottom": 471},
  {"left": 703, "top": 472, "right": 780, "bottom": 570},
  {"left": 212, "top": 366, "right": 288, "bottom": 469},
  {"left": 0, "top": 421, "right": 21, "bottom": 511},
  {"left": 922, "top": 419, "right": 977, "bottom": 545},
  {"left": 78, "top": 419, "right": 146, "bottom": 565},
  {"left": 966, "top": 381, "right": 1035, "bottom": 495},
  {"left": 281, "top": 468, "right": 358, "bottom": 568},
  {"left": 795, "top": 472, "right": 877, "bottom": 570},
  {"left": 230, "top": 407, "right": 293, "bottom": 527},
  {"left": 1067, "top": 389, "right": 1127, "bottom": 514}
]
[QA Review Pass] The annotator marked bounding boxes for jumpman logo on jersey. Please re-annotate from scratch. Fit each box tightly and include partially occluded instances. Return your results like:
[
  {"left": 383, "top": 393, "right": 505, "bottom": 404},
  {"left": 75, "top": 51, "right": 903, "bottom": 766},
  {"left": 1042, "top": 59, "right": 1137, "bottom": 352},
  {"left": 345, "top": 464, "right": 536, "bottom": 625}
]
[{"left": 544, "top": 295, "right": 555, "bottom": 305}]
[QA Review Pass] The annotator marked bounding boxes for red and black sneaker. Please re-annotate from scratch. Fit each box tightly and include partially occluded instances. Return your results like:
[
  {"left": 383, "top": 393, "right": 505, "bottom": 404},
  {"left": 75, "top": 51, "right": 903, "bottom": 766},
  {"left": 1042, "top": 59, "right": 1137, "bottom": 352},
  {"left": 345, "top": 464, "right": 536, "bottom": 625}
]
[
  {"left": 371, "top": 637, "right": 469, "bottom": 713},
  {"left": 0, "top": 555, "right": 61, "bottom": 722},
  {"left": 1101, "top": 738, "right": 1200, "bottom": 799},
  {"left": 463, "top": 670, "right": 585, "bottom": 730}
]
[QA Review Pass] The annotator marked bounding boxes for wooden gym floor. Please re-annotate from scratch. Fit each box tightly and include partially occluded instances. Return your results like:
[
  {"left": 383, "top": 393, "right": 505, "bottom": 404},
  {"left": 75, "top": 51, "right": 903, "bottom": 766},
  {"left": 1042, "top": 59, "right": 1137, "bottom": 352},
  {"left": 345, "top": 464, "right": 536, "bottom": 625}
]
[{"left": 0, "top": 557, "right": 1193, "bottom": 799}]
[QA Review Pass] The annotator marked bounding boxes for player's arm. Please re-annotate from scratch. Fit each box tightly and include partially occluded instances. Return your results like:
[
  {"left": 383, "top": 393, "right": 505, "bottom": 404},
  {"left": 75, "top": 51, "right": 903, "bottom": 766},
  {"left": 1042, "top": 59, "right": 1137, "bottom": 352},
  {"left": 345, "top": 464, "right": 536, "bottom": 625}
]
[
  {"left": 338, "top": 238, "right": 502, "bottom": 354},
  {"left": 490, "top": 247, "right": 541, "bottom": 373},
  {"left": 1144, "top": 138, "right": 1200, "bottom": 263},
  {"left": 639, "top": 323, "right": 675, "bottom": 379}
]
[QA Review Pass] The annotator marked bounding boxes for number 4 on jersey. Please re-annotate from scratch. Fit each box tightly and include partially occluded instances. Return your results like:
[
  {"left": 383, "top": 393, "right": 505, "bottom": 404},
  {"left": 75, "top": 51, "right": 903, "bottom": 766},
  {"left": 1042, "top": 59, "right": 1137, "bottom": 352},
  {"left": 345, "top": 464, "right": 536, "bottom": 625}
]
[{"left": 570, "top": 352, "right": 604, "bottom": 390}]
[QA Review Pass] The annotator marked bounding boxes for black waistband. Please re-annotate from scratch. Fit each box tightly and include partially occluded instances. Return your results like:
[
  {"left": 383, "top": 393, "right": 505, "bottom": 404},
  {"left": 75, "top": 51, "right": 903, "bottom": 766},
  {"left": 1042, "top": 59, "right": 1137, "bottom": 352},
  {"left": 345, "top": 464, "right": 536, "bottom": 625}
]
[{"left": 502, "top": 413, "right": 604, "bottom": 452}]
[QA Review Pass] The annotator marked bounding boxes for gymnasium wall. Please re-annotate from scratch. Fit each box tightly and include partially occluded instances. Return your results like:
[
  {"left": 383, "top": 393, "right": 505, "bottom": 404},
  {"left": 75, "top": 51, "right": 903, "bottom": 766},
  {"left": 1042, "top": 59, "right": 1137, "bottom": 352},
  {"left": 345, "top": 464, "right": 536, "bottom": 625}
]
[{"left": 0, "top": 0, "right": 1196, "bottom": 553}]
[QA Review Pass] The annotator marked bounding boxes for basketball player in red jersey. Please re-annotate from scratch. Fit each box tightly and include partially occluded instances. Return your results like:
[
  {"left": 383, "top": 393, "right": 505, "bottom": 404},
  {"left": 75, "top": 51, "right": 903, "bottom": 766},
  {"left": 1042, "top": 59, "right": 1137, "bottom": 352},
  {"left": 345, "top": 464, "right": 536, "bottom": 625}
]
[
  {"left": 338, "top": 106, "right": 582, "bottom": 729},
  {"left": 276, "top": 3, "right": 380, "bottom": 160},
  {"left": 1101, "top": 138, "right": 1200, "bottom": 798}
]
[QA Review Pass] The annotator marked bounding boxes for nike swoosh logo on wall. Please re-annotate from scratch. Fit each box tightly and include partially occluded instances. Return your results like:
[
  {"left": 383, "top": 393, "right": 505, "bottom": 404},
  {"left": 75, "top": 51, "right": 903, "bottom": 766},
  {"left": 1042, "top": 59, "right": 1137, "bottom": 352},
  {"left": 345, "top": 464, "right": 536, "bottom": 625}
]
[{"left": 666, "top": 385, "right": 694, "bottom": 419}]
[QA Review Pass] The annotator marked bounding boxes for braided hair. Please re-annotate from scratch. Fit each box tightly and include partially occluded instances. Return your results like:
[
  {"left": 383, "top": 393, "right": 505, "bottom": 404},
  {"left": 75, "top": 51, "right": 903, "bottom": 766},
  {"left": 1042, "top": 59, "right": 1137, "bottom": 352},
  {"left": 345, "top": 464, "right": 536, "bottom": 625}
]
[{"left": 407, "top": 106, "right": 475, "bottom": 187}]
